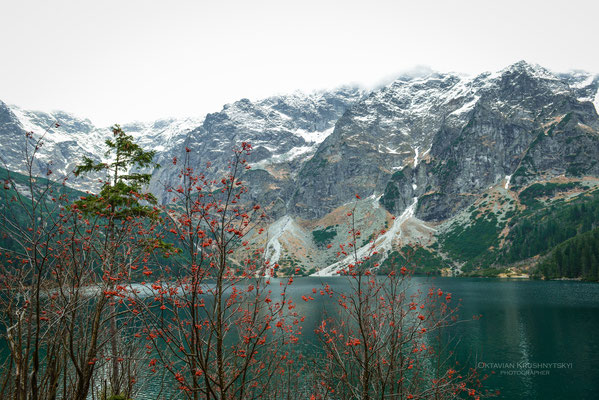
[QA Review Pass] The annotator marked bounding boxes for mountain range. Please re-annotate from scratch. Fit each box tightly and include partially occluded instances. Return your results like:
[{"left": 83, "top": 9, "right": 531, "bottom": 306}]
[{"left": 2, "top": 61, "right": 599, "bottom": 278}]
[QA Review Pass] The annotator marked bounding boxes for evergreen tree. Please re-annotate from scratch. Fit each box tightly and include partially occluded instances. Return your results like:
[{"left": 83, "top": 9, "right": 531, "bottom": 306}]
[
  {"left": 73, "top": 124, "right": 161, "bottom": 396},
  {"left": 74, "top": 124, "right": 160, "bottom": 220},
  {"left": 537, "top": 227, "right": 599, "bottom": 281}
]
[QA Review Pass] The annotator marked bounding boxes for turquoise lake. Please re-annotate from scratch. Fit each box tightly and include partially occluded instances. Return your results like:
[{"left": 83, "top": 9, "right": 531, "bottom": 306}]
[
  {"left": 4, "top": 277, "right": 598, "bottom": 399},
  {"left": 277, "top": 276, "right": 599, "bottom": 400}
]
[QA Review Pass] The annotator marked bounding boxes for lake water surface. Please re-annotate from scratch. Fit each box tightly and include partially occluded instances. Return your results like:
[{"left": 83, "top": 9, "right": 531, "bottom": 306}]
[
  {"left": 5, "top": 277, "right": 598, "bottom": 399},
  {"left": 283, "top": 276, "right": 599, "bottom": 400}
]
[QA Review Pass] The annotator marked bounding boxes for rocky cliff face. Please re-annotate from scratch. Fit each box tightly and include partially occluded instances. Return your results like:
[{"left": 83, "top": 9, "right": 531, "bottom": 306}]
[
  {"left": 377, "top": 62, "right": 599, "bottom": 221},
  {"left": 0, "top": 88, "right": 363, "bottom": 199},
  {"left": 0, "top": 102, "right": 106, "bottom": 189},
  {"left": 147, "top": 87, "right": 365, "bottom": 213},
  {"left": 291, "top": 72, "right": 478, "bottom": 218},
  {"left": 2, "top": 61, "right": 598, "bottom": 274}
]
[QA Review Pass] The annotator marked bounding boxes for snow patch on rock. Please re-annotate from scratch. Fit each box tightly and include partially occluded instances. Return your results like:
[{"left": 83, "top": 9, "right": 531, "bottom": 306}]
[
  {"left": 504, "top": 174, "right": 512, "bottom": 190},
  {"left": 264, "top": 216, "right": 293, "bottom": 265}
]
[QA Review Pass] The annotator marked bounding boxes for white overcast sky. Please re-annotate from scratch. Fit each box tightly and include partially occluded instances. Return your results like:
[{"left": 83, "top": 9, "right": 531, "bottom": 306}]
[{"left": 0, "top": 0, "right": 598, "bottom": 126}]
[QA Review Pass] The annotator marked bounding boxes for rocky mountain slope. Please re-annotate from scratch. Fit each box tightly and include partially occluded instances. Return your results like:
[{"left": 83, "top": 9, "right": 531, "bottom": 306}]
[
  {"left": 147, "top": 87, "right": 365, "bottom": 210},
  {"left": 2, "top": 61, "right": 599, "bottom": 277},
  {"left": 0, "top": 102, "right": 202, "bottom": 191}
]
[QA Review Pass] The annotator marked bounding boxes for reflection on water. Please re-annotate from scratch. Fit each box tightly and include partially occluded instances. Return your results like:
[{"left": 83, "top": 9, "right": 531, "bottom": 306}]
[{"left": 420, "top": 277, "right": 599, "bottom": 400}]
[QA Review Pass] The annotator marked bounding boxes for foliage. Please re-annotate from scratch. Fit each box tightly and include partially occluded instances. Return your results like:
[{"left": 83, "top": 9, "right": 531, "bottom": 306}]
[
  {"left": 518, "top": 182, "right": 586, "bottom": 208},
  {"left": 535, "top": 227, "right": 599, "bottom": 281},
  {"left": 380, "top": 182, "right": 401, "bottom": 211},
  {"left": 74, "top": 124, "right": 160, "bottom": 221},
  {"left": 501, "top": 189, "right": 599, "bottom": 264},
  {"left": 0, "top": 166, "right": 81, "bottom": 253},
  {"left": 378, "top": 246, "right": 446, "bottom": 275},
  {"left": 441, "top": 214, "right": 502, "bottom": 262},
  {"left": 435, "top": 182, "right": 599, "bottom": 278},
  {"left": 312, "top": 226, "right": 337, "bottom": 246}
]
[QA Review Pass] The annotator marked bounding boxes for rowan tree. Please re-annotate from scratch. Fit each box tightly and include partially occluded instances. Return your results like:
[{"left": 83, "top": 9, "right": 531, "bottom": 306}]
[
  {"left": 0, "top": 122, "right": 168, "bottom": 400},
  {"left": 136, "top": 143, "right": 301, "bottom": 400},
  {"left": 0, "top": 127, "right": 71, "bottom": 400}
]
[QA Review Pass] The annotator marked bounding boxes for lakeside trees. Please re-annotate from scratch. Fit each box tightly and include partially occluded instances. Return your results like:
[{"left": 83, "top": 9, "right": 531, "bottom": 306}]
[
  {"left": 0, "top": 126, "right": 488, "bottom": 399},
  {"left": 0, "top": 125, "right": 167, "bottom": 399},
  {"left": 536, "top": 227, "right": 599, "bottom": 281}
]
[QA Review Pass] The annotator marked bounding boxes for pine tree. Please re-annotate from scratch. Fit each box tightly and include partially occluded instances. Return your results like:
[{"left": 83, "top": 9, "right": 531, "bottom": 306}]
[
  {"left": 74, "top": 124, "right": 160, "bottom": 396},
  {"left": 74, "top": 124, "right": 160, "bottom": 220}
]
